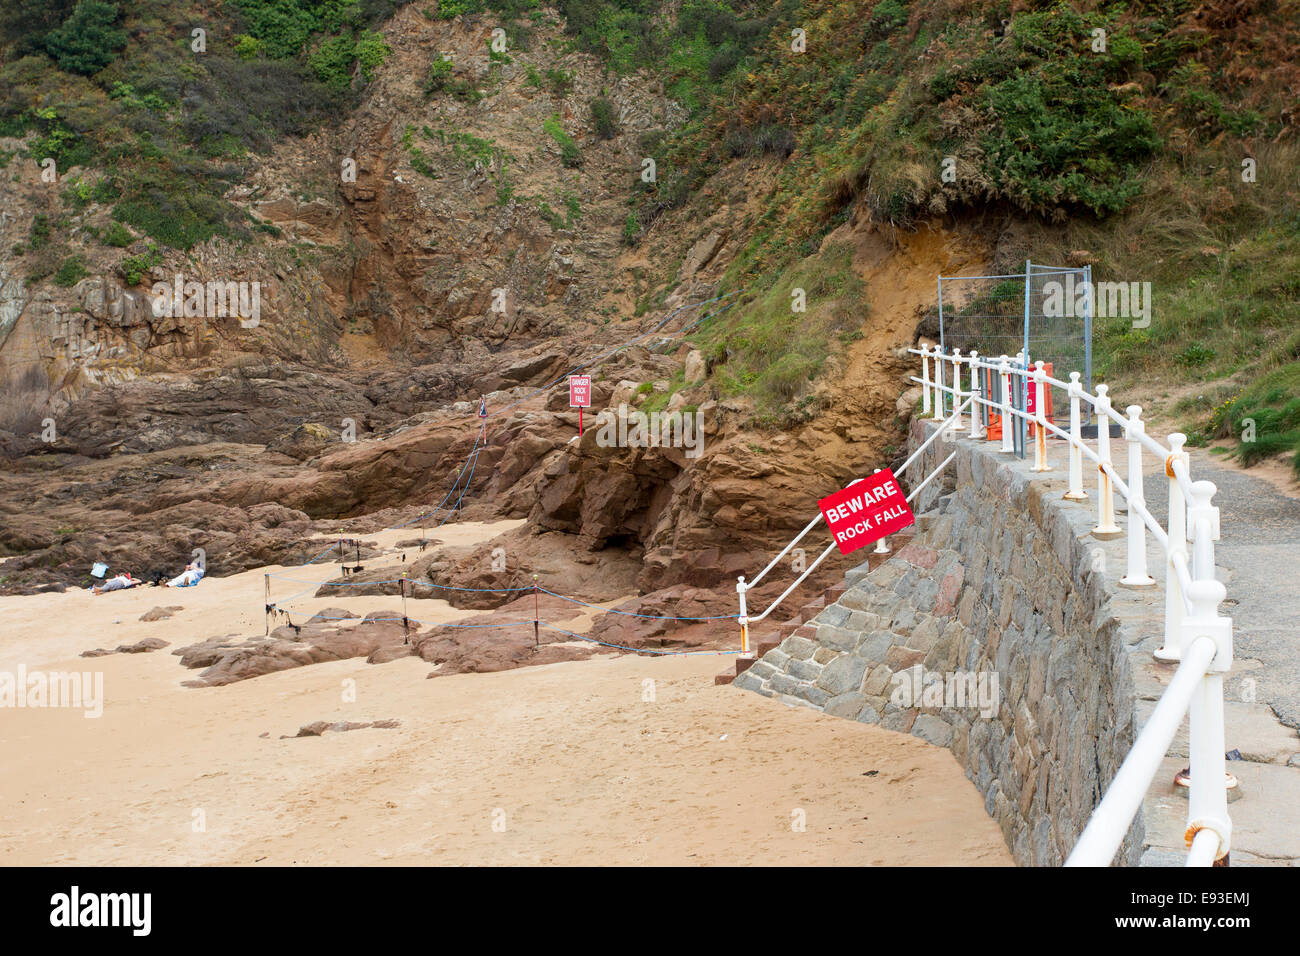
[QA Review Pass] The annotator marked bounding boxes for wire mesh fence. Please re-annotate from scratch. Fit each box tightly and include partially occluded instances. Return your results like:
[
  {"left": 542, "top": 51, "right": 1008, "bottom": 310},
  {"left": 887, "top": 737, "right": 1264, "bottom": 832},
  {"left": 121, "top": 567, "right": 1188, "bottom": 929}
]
[{"left": 923, "top": 261, "right": 1094, "bottom": 458}]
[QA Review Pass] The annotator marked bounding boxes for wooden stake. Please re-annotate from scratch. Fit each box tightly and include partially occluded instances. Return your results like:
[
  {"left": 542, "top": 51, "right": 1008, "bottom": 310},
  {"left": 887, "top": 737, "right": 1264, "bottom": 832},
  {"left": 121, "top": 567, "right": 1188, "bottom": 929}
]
[{"left": 401, "top": 572, "right": 409, "bottom": 644}]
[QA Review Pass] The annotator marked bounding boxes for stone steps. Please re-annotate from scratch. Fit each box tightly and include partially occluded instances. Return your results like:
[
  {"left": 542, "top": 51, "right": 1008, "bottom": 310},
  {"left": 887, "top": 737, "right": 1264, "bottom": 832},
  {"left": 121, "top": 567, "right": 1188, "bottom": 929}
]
[{"left": 715, "top": 533, "right": 912, "bottom": 686}]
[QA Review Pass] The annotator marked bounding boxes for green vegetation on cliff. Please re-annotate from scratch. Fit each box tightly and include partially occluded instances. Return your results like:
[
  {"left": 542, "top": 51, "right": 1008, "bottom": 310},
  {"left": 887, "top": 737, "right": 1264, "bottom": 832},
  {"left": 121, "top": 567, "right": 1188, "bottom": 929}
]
[
  {"left": 553, "top": 0, "right": 1299, "bottom": 466},
  {"left": 2, "top": 0, "right": 1297, "bottom": 471},
  {"left": 0, "top": 0, "right": 403, "bottom": 251}
]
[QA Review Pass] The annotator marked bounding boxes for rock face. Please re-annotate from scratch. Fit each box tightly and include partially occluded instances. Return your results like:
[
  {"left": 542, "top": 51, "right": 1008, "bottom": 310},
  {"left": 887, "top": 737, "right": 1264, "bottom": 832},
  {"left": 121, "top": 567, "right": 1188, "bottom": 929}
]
[
  {"left": 411, "top": 593, "right": 598, "bottom": 676},
  {"left": 170, "top": 589, "right": 632, "bottom": 686},
  {"left": 583, "top": 585, "right": 735, "bottom": 651},
  {"left": 0, "top": 5, "right": 938, "bottom": 646},
  {"left": 735, "top": 418, "right": 1144, "bottom": 867},
  {"left": 175, "top": 618, "right": 414, "bottom": 687}
]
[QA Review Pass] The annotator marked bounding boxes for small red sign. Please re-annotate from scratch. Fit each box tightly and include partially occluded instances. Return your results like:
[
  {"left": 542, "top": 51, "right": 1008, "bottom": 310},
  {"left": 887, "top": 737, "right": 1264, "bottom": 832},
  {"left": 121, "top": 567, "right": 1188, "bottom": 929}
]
[
  {"left": 818, "top": 468, "right": 915, "bottom": 556},
  {"left": 569, "top": 375, "right": 591, "bottom": 408}
]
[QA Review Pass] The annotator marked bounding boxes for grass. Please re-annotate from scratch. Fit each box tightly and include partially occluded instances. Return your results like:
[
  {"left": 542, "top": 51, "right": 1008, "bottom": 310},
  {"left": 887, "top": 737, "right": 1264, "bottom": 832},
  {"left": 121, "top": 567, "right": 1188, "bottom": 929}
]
[
  {"left": 693, "top": 240, "right": 866, "bottom": 421},
  {"left": 1022, "top": 137, "right": 1300, "bottom": 474}
]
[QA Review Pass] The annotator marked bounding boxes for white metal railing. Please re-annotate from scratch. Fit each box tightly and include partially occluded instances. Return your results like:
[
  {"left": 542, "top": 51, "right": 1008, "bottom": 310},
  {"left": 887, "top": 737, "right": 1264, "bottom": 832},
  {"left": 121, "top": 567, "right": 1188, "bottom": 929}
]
[
  {"left": 912, "top": 344, "right": 1234, "bottom": 866},
  {"left": 733, "top": 393, "right": 972, "bottom": 656}
]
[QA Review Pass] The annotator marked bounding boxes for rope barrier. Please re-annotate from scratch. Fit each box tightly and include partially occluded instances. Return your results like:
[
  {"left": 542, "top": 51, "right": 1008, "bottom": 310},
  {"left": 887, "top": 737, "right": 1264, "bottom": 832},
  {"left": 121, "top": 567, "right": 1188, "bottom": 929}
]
[
  {"left": 266, "top": 574, "right": 534, "bottom": 592},
  {"left": 538, "top": 587, "right": 740, "bottom": 620},
  {"left": 264, "top": 575, "right": 739, "bottom": 623},
  {"left": 389, "top": 422, "right": 487, "bottom": 531}
]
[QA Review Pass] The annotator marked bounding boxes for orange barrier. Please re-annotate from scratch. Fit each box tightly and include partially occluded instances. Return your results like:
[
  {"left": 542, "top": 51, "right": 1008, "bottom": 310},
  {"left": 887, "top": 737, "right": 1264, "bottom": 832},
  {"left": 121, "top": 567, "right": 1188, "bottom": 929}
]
[{"left": 985, "top": 362, "right": 1053, "bottom": 440}]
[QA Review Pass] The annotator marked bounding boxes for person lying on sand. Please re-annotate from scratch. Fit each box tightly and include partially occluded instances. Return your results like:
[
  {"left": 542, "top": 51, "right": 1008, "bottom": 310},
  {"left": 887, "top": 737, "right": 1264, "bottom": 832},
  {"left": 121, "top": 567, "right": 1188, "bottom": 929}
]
[
  {"left": 164, "top": 563, "right": 205, "bottom": 588},
  {"left": 93, "top": 572, "right": 143, "bottom": 595}
]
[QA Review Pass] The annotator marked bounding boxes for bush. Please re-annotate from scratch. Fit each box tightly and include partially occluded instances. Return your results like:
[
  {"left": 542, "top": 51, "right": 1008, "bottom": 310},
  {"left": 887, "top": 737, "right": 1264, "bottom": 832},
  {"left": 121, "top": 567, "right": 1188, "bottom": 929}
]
[
  {"left": 102, "top": 221, "right": 133, "bottom": 247},
  {"left": 434, "top": 0, "right": 487, "bottom": 18},
  {"left": 543, "top": 114, "right": 580, "bottom": 167},
  {"left": 590, "top": 96, "right": 618, "bottom": 140},
  {"left": 545, "top": 68, "right": 573, "bottom": 97},
  {"left": 28, "top": 214, "right": 52, "bottom": 250},
  {"left": 179, "top": 57, "right": 341, "bottom": 156},
  {"left": 27, "top": 109, "right": 93, "bottom": 169},
  {"left": 310, "top": 35, "right": 357, "bottom": 91},
  {"left": 0, "top": 0, "right": 77, "bottom": 59},
  {"left": 424, "top": 56, "right": 453, "bottom": 93},
  {"left": 119, "top": 244, "right": 161, "bottom": 285},
  {"left": 234, "top": 34, "right": 266, "bottom": 60},
  {"left": 355, "top": 29, "right": 390, "bottom": 80},
  {"left": 231, "top": 0, "right": 322, "bottom": 59},
  {"left": 62, "top": 177, "right": 93, "bottom": 209},
  {"left": 43, "top": 0, "right": 127, "bottom": 75},
  {"left": 52, "top": 255, "right": 88, "bottom": 287}
]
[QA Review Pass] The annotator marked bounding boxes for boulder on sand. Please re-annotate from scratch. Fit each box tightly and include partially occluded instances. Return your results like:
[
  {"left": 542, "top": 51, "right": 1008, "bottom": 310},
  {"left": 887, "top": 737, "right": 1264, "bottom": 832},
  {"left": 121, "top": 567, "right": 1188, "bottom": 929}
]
[{"left": 139, "top": 605, "right": 183, "bottom": 622}]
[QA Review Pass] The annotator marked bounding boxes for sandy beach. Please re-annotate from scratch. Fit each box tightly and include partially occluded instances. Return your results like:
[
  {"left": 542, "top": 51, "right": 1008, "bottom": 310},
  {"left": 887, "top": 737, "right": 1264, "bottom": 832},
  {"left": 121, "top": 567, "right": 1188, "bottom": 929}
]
[{"left": 0, "top": 521, "right": 1011, "bottom": 866}]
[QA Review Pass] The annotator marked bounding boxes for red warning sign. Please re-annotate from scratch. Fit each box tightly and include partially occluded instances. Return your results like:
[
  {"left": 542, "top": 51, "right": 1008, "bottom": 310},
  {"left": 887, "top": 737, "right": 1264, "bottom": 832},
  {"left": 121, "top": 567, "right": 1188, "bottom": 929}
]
[
  {"left": 569, "top": 375, "right": 591, "bottom": 408},
  {"left": 818, "top": 468, "right": 915, "bottom": 556}
]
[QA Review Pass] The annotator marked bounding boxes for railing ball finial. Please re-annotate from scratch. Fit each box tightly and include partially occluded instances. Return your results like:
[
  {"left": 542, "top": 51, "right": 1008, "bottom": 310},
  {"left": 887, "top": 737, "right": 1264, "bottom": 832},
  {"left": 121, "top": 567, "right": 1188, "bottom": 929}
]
[
  {"left": 1168, "top": 432, "right": 1187, "bottom": 455},
  {"left": 1189, "top": 479, "right": 1217, "bottom": 508},
  {"left": 1188, "top": 576, "right": 1227, "bottom": 614},
  {"left": 1126, "top": 405, "right": 1144, "bottom": 435}
]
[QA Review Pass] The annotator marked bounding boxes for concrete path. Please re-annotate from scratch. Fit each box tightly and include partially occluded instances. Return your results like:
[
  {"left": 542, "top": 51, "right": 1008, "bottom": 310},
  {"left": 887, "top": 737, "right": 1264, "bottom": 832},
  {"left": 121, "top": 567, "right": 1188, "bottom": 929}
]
[
  {"left": 1180, "top": 454, "right": 1300, "bottom": 732},
  {"left": 1020, "top": 429, "right": 1300, "bottom": 864}
]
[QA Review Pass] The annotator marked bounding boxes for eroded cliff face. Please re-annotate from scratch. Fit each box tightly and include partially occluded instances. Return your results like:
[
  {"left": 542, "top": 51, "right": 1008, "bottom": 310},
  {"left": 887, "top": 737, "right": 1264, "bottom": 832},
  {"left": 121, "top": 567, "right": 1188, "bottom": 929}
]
[{"left": 0, "top": 8, "right": 992, "bottom": 614}]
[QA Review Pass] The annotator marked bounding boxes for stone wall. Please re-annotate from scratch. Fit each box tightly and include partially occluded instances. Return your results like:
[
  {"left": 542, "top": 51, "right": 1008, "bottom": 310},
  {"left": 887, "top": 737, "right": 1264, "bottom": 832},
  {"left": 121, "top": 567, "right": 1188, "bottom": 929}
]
[{"left": 734, "top": 418, "right": 1148, "bottom": 866}]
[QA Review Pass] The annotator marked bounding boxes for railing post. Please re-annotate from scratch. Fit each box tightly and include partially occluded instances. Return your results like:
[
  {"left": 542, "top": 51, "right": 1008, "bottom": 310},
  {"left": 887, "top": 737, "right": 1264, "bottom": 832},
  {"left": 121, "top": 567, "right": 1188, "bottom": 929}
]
[
  {"left": 1187, "top": 665, "right": 1231, "bottom": 865},
  {"left": 1092, "top": 384, "right": 1122, "bottom": 539},
  {"left": 1013, "top": 350, "right": 1027, "bottom": 459},
  {"left": 950, "top": 348, "right": 964, "bottom": 428},
  {"left": 934, "top": 347, "right": 946, "bottom": 420},
  {"left": 1031, "top": 360, "right": 1051, "bottom": 472},
  {"left": 1182, "top": 576, "right": 1233, "bottom": 865},
  {"left": 1187, "top": 480, "right": 1221, "bottom": 584},
  {"left": 999, "top": 356, "right": 1014, "bottom": 454},
  {"left": 1065, "top": 372, "right": 1087, "bottom": 500},
  {"left": 736, "top": 575, "right": 751, "bottom": 658},
  {"left": 968, "top": 350, "right": 985, "bottom": 439},
  {"left": 920, "top": 344, "right": 931, "bottom": 415},
  {"left": 1120, "top": 405, "right": 1156, "bottom": 587},
  {"left": 1156, "top": 433, "right": 1189, "bottom": 661},
  {"left": 873, "top": 468, "right": 891, "bottom": 554}
]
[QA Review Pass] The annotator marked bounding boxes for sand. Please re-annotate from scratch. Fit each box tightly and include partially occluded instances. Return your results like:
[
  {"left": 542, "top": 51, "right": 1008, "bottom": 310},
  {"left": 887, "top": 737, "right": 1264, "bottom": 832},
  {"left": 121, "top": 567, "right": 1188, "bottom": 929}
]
[{"left": 0, "top": 520, "right": 1011, "bottom": 866}]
